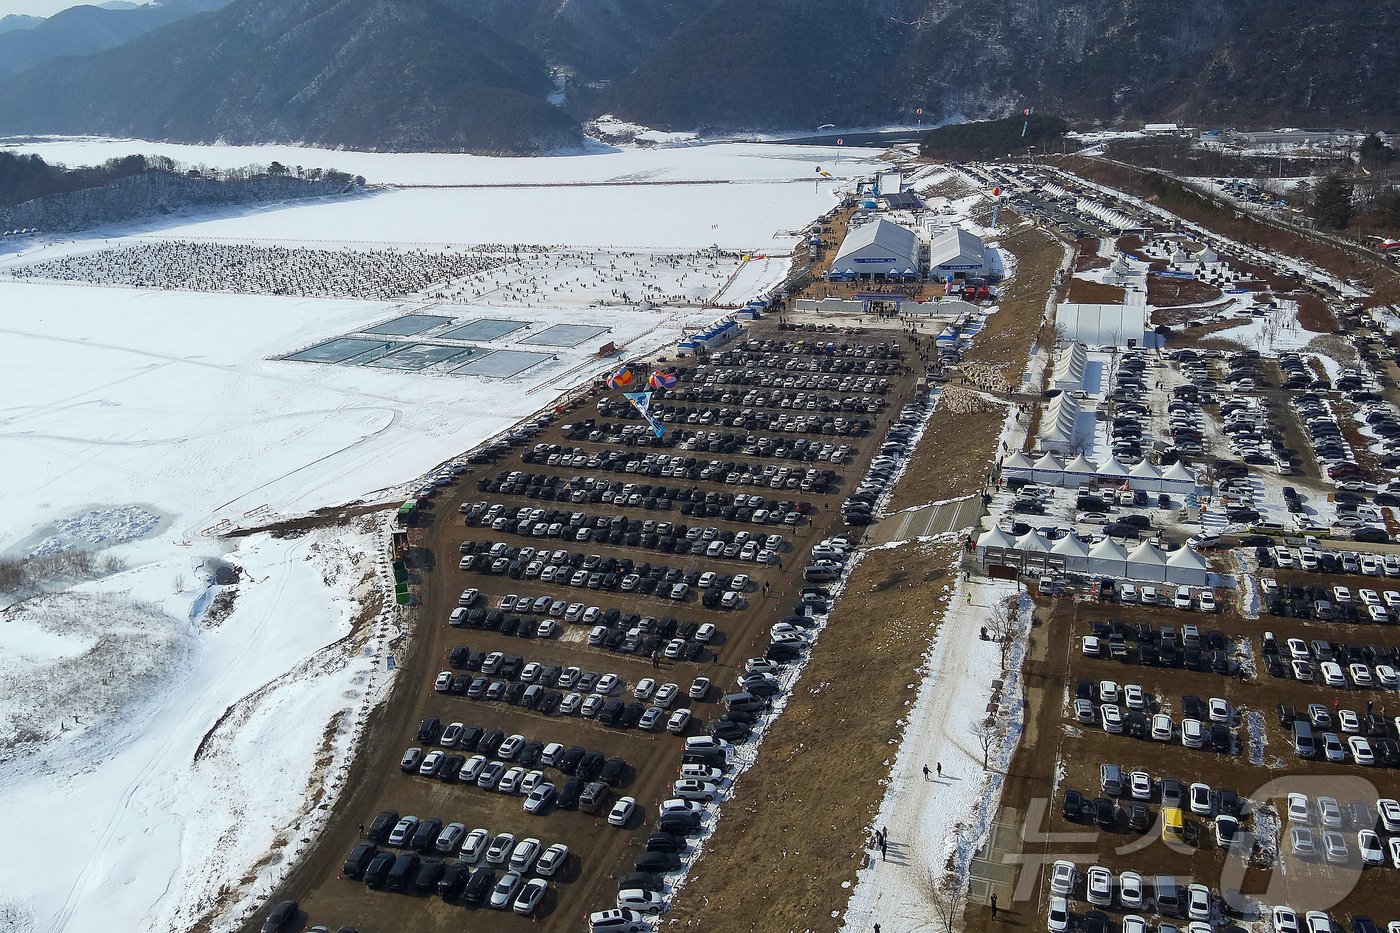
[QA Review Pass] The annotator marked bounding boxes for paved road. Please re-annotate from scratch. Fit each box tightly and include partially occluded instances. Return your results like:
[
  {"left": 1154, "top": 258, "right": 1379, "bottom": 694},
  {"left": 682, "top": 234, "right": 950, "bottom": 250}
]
[{"left": 870, "top": 494, "right": 984, "bottom": 544}]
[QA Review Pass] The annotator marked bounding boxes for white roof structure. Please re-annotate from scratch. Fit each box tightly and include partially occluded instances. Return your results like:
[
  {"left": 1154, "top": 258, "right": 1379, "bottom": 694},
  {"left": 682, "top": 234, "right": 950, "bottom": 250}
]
[
  {"left": 1129, "top": 459, "right": 1161, "bottom": 479},
  {"left": 1032, "top": 451, "right": 1066, "bottom": 477},
  {"left": 1056, "top": 301, "right": 1151, "bottom": 349},
  {"left": 1004, "top": 450, "right": 1035, "bottom": 471},
  {"left": 1051, "top": 534, "right": 1090, "bottom": 558},
  {"left": 1169, "top": 246, "right": 1190, "bottom": 264},
  {"left": 1162, "top": 461, "right": 1197, "bottom": 485},
  {"left": 928, "top": 226, "right": 988, "bottom": 275},
  {"left": 1014, "top": 530, "right": 1052, "bottom": 553},
  {"left": 829, "top": 218, "right": 921, "bottom": 278},
  {"left": 1051, "top": 342, "right": 1089, "bottom": 392},
  {"left": 1099, "top": 456, "right": 1128, "bottom": 478},
  {"left": 1064, "top": 453, "right": 1098, "bottom": 476},
  {"left": 978, "top": 527, "right": 1018, "bottom": 550},
  {"left": 1195, "top": 246, "right": 1220, "bottom": 265},
  {"left": 1127, "top": 540, "right": 1167, "bottom": 567},
  {"left": 1037, "top": 394, "right": 1081, "bottom": 454},
  {"left": 1164, "top": 545, "right": 1211, "bottom": 585},
  {"left": 1086, "top": 537, "right": 1130, "bottom": 576}
]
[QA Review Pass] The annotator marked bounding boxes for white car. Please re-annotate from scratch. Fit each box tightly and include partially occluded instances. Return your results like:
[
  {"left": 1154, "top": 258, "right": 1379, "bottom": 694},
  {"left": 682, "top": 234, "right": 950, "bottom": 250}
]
[
  {"left": 1198, "top": 590, "right": 1217, "bottom": 612},
  {"left": 608, "top": 797, "right": 637, "bottom": 827},
  {"left": 1048, "top": 896, "right": 1071, "bottom": 933},
  {"left": 1124, "top": 684, "right": 1146, "bottom": 710},
  {"left": 1349, "top": 735, "right": 1376, "bottom": 765},
  {"left": 1306, "top": 912, "right": 1335, "bottom": 933},
  {"left": 1181, "top": 718, "right": 1204, "bottom": 748},
  {"left": 460, "top": 827, "right": 490, "bottom": 863},
  {"left": 1187, "top": 884, "right": 1211, "bottom": 921},
  {"left": 1086, "top": 866, "right": 1113, "bottom": 906},
  {"left": 1287, "top": 793, "right": 1311, "bottom": 824},
  {"left": 1101, "top": 705, "right": 1123, "bottom": 734},
  {"left": 658, "top": 798, "right": 702, "bottom": 818},
  {"left": 1118, "top": 871, "right": 1144, "bottom": 909},
  {"left": 1189, "top": 782, "right": 1213, "bottom": 816},
  {"left": 1049, "top": 860, "right": 1077, "bottom": 896},
  {"left": 1151, "top": 713, "right": 1173, "bottom": 741},
  {"left": 667, "top": 709, "right": 693, "bottom": 734},
  {"left": 672, "top": 779, "right": 720, "bottom": 802},
  {"left": 1129, "top": 771, "right": 1152, "bottom": 800},
  {"left": 616, "top": 889, "right": 665, "bottom": 914},
  {"left": 1121, "top": 916, "right": 1148, "bottom": 933},
  {"left": 1273, "top": 907, "right": 1300, "bottom": 933},
  {"left": 536, "top": 842, "right": 569, "bottom": 877},
  {"left": 633, "top": 678, "right": 657, "bottom": 701},
  {"left": 1380, "top": 798, "right": 1400, "bottom": 832},
  {"left": 1099, "top": 681, "right": 1121, "bottom": 704},
  {"left": 1359, "top": 830, "right": 1385, "bottom": 865}
]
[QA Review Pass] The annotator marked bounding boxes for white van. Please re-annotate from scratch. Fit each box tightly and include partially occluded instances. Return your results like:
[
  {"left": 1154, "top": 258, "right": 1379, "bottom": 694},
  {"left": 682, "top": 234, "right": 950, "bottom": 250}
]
[{"left": 589, "top": 908, "right": 648, "bottom": 932}]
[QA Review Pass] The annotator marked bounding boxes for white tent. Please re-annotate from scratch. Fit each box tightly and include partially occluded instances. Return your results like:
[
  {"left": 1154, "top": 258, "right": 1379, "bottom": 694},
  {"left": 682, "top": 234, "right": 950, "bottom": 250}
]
[
  {"left": 1170, "top": 246, "right": 1190, "bottom": 264},
  {"left": 1164, "top": 546, "right": 1211, "bottom": 586},
  {"left": 1099, "top": 456, "right": 1129, "bottom": 480},
  {"left": 1015, "top": 530, "right": 1052, "bottom": 553},
  {"left": 1064, "top": 454, "right": 1099, "bottom": 479},
  {"left": 1128, "top": 458, "right": 1163, "bottom": 491},
  {"left": 1031, "top": 452, "right": 1066, "bottom": 482},
  {"left": 1086, "top": 537, "right": 1130, "bottom": 578},
  {"left": 1004, "top": 450, "right": 1035, "bottom": 473},
  {"left": 1195, "top": 247, "right": 1219, "bottom": 265},
  {"left": 1050, "top": 533, "right": 1091, "bottom": 573},
  {"left": 1037, "top": 394, "right": 1081, "bottom": 455},
  {"left": 1051, "top": 342, "right": 1089, "bottom": 393},
  {"left": 1125, "top": 541, "right": 1169, "bottom": 583},
  {"left": 1162, "top": 461, "right": 1197, "bottom": 488},
  {"left": 977, "top": 526, "right": 1018, "bottom": 560}
]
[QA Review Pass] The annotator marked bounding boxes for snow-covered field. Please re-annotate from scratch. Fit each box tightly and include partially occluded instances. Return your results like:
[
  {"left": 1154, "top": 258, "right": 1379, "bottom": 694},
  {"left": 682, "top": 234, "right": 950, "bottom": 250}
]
[{"left": 0, "top": 139, "right": 883, "bottom": 933}]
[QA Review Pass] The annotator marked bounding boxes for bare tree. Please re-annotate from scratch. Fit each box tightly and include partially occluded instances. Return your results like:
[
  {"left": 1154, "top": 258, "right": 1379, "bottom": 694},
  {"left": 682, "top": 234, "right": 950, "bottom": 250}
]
[
  {"left": 972, "top": 717, "right": 999, "bottom": 770},
  {"left": 930, "top": 869, "right": 968, "bottom": 933},
  {"left": 987, "top": 594, "right": 1021, "bottom": 672}
]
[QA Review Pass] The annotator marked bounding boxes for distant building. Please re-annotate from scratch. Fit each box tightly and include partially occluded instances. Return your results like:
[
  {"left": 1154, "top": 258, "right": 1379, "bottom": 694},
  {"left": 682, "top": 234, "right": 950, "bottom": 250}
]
[
  {"left": 1144, "top": 123, "right": 1182, "bottom": 135},
  {"left": 928, "top": 227, "right": 988, "bottom": 280},
  {"left": 1056, "top": 299, "right": 1150, "bottom": 349},
  {"left": 828, "top": 217, "right": 922, "bottom": 281}
]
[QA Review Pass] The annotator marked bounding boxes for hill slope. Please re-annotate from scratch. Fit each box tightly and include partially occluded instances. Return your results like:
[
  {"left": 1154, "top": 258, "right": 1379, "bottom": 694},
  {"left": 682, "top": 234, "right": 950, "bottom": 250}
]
[
  {"left": 0, "top": 0, "right": 229, "bottom": 76},
  {"left": 0, "top": 0, "right": 582, "bottom": 154},
  {"left": 608, "top": 0, "right": 1400, "bottom": 131}
]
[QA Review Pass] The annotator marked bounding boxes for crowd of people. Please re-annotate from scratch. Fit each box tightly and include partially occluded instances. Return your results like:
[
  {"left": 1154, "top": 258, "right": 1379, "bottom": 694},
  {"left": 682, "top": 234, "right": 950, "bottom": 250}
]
[
  {"left": 11, "top": 239, "right": 749, "bottom": 309},
  {"left": 10, "top": 240, "right": 522, "bottom": 300}
]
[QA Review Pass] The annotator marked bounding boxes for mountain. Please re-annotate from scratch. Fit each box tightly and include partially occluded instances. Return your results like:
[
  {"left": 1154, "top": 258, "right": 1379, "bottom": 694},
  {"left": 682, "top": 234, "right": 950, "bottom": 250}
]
[
  {"left": 0, "top": 14, "right": 43, "bottom": 34},
  {"left": 0, "top": 0, "right": 1391, "bottom": 155},
  {"left": 0, "top": 0, "right": 583, "bottom": 154},
  {"left": 0, "top": 0, "right": 229, "bottom": 76},
  {"left": 607, "top": 0, "right": 1400, "bottom": 132}
]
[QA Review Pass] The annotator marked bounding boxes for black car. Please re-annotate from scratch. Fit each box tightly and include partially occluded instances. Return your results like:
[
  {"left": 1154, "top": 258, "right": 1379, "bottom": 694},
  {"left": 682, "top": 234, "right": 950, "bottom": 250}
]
[
  {"left": 577, "top": 751, "right": 605, "bottom": 781},
  {"left": 1127, "top": 803, "right": 1151, "bottom": 832},
  {"left": 463, "top": 866, "right": 495, "bottom": 904},
  {"left": 1093, "top": 797, "right": 1116, "bottom": 830},
  {"left": 260, "top": 900, "right": 297, "bottom": 933},
  {"left": 556, "top": 777, "right": 585, "bottom": 809},
  {"left": 645, "top": 833, "right": 686, "bottom": 853},
  {"left": 414, "top": 857, "right": 446, "bottom": 893},
  {"left": 599, "top": 758, "right": 630, "bottom": 786},
  {"left": 362, "top": 852, "right": 394, "bottom": 888},
  {"left": 618, "top": 871, "right": 664, "bottom": 893},
  {"left": 342, "top": 842, "right": 377, "bottom": 880},
  {"left": 449, "top": 645, "right": 470, "bottom": 668},
  {"left": 366, "top": 809, "right": 398, "bottom": 844},
  {"left": 712, "top": 719, "right": 751, "bottom": 741},
  {"left": 1062, "top": 789, "right": 1088, "bottom": 822},
  {"left": 416, "top": 717, "right": 441, "bottom": 743},
  {"left": 558, "top": 746, "right": 586, "bottom": 775},
  {"left": 634, "top": 851, "right": 682, "bottom": 873},
  {"left": 438, "top": 863, "right": 468, "bottom": 900},
  {"left": 658, "top": 812, "right": 703, "bottom": 835},
  {"left": 411, "top": 818, "right": 443, "bottom": 852},
  {"left": 1084, "top": 911, "right": 1109, "bottom": 933}
]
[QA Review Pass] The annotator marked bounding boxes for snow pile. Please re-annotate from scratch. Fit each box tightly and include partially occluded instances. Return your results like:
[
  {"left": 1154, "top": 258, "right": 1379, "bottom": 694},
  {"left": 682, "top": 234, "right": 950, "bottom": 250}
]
[
  {"left": 1245, "top": 709, "right": 1268, "bottom": 766},
  {"left": 586, "top": 114, "right": 701, "bottom": 148},
  {"left": 0, "top": 591, "right": 196, "bottom": 769},
  {"left": 25, "top": 506, "right": 161, "bottom": 558}
]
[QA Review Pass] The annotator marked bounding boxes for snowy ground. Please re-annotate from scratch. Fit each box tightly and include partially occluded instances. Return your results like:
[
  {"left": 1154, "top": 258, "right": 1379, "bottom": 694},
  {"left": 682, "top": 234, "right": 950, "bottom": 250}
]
[{"left": 0, "top": 139, "right": 883, "bottom": 933}]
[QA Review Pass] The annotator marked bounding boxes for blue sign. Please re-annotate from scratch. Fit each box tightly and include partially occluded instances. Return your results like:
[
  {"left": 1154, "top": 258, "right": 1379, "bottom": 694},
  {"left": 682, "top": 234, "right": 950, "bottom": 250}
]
[
  {"left": 853, "top": 257, "right": 897, "bottom": 264},
  {"left": 938, "top": 263, "right": 983, "bottom": 271},
  {"left": 1150, "top": 270, "right": 1197, "bottom": 279}
]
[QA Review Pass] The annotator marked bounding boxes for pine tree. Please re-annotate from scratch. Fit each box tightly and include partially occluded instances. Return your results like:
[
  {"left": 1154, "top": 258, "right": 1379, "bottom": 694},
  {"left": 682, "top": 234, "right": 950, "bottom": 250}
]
[{"left": 1310, "top": 172, "right": 1354, "bottom": 229}]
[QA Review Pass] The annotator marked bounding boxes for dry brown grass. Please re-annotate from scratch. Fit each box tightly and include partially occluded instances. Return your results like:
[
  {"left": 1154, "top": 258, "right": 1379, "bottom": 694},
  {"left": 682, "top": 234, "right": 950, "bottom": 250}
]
[
  {"left": 963, "top": 224, "right": 1064, "bottom": 368},
  {"left": 666, "top": 542, "right": 960, "bottom": 932},
  {"left": 1146, "top": 274, "right": 1222, "bottom": 307},
  {"left": 888, "top": 400, "right": 1007, "bottom": 511},
  {"left": 1294, "top": 291, "right": 1337, "bottom": 332},
  {"left": 1066, "top": 278, "right": 1126, "bottom": 303}
]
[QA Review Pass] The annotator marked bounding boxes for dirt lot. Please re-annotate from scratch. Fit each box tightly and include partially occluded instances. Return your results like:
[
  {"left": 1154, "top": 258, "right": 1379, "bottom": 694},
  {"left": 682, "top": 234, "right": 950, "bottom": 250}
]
[
  {"left": 969, "top": 579, "right": 1400, "bottom": 933},
  {"left": 666, "top": 541, "right": 961, "bottom": 930},
  {"left": 242, "top": 323, "right": 927, "bottom": 932}
]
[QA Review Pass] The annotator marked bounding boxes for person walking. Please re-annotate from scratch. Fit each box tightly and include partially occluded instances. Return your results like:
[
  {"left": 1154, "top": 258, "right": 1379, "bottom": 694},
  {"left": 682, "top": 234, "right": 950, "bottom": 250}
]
[
  {"left": 937, "top": 761, "right": 942, "bottom": 778},
  {"left": 991, "top": 894, "right": 999, "bottom": 919},
  {"left": 358, "top": 823, "right": 365, "bottom": 837},
  {"left": 923, "top": 764, "right": 931, "bottom": 781}
]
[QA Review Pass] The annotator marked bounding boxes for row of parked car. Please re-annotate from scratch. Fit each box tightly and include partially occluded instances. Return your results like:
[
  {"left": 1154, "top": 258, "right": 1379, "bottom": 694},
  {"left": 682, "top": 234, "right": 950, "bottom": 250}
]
[
  {"left": 700, "top": 348, "right": 904, "bottom": 377},
  {"left": 1081, "top": 618, "right": 1235, "bottom": 674},
  {"left": 1263, "top": 631, "right": 1400, "bottom": 687},
  {"left": 1276, "top": 702, "right": 1400, "bottom": 766},
  {"left": 842, "top": 397, "right": 932, "bottom": 525},
  {"left": 349, "top": 814, "right": 570, "bottom": 914},
  {"left": 473, "top": 469, "right": 814, "bottom": 526},
  {"left": 1284, "top": 791, "right": 1400, "bottom": 865},
  {"left": 515, "top": 444, "right": 842, "bottom": 492},
  {"left": 1072, "top": 688, "right": 1235, "bottom": 753},
  {"left": 600, "top": 394, "right": 875, "bottom": 436}
]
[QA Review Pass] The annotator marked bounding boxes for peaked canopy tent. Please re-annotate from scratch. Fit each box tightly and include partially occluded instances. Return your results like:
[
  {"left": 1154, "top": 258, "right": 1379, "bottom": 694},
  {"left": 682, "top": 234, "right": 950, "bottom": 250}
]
[
  {"left": 1050, "top": 533, "right": 1092, "bottom": 573},
  {"left": 1125, "top": 540, "right": 1169, "bottom": 582},
  {"left": 1036, "top": 394, "right": 1082, "bottom": 456},
  {"left": 1031, "top": 452, "right": 1066, "bottom": 482},
  {"left": 1003, "top": 450, "right": 1035, "bottom": 473},
  {"left": 1164, "top": 545, "right": 1211, "bottom": 586},
  {"left": 928, "top": 226, "right": 989, "bottom": 280},
  {"left": 1051, "top": 342, "right": 1089, "bottom": 393},
  {"left": 1085, "top": 537, "right": 1130, "bottom": 578}
]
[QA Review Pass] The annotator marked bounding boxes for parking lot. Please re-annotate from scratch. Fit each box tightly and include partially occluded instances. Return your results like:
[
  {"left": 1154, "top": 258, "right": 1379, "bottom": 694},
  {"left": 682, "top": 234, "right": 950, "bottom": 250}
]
[{"left": 254, "top": 326, "right": 929, "bottom": 932}]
